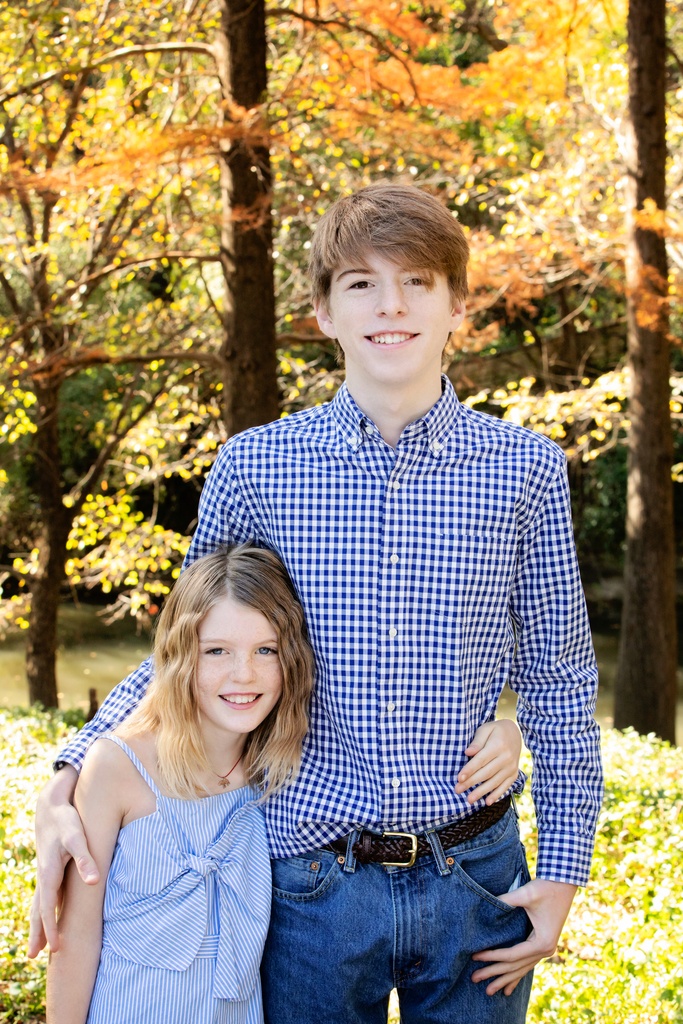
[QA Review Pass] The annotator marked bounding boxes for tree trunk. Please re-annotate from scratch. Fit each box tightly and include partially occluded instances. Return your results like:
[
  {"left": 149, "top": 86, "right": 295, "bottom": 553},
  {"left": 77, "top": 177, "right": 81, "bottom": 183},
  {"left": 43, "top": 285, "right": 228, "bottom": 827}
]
[
  {"left": 26, "top": 382, "right": 72, "bottom": 707},
  {"left": 214, "top": 0, "right": 280, "bottom": 437},
  {"left": 614, "top": 0, "right": 676, "bottom": 742}
]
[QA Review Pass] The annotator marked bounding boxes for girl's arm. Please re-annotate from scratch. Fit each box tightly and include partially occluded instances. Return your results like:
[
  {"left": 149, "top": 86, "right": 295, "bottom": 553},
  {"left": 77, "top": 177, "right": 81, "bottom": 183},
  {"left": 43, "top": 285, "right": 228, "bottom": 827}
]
[
  {"left": 455, "top": 718, "right": 523, "bottom": 805},
  {"left": 46, "top": 740, "right": 127, "bottom": 1024}
]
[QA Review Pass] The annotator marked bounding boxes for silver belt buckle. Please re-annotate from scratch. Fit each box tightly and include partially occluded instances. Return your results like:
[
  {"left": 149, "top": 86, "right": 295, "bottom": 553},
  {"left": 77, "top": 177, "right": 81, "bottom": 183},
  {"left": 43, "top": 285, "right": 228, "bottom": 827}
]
[{"left": 380, "top": 830, "right": 418, "bottom": 868}]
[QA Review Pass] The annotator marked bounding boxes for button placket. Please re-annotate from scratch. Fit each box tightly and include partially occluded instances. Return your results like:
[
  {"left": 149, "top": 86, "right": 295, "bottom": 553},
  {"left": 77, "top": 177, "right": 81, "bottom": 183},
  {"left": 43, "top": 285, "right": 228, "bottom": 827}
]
[{"left": 377, "top": 451, "right": 411, "bottom": 822}]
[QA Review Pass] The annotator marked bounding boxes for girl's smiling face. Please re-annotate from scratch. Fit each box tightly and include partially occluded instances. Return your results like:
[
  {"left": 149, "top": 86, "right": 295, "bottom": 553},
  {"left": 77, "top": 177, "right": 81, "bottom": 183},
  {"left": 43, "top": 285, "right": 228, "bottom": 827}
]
[{"left": 195, "top": 593, "right": 283, "bottom": 745}]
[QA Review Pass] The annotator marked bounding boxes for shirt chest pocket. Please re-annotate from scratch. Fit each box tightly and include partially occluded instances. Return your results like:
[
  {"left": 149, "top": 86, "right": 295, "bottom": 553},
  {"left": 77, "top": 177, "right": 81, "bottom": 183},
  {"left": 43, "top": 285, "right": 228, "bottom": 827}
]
[{"left": 408, "top": 531, "right": 518, "bottom": 622}]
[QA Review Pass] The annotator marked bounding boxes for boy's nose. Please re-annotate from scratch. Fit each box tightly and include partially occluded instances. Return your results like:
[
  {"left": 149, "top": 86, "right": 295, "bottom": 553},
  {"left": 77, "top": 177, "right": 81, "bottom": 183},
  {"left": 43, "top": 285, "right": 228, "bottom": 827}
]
[{"left": 375, "top": 285, "right": 407, "bottom": 317}]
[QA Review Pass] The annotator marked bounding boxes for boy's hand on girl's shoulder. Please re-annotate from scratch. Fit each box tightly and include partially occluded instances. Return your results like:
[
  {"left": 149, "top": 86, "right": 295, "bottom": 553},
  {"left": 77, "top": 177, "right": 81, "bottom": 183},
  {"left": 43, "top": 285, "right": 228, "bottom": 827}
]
[
  {"left": 470, "top": 878, "right": 577, "bottom": 996},
  {"left": 28, "top": 766, "right": 99, "bottom": 958}
]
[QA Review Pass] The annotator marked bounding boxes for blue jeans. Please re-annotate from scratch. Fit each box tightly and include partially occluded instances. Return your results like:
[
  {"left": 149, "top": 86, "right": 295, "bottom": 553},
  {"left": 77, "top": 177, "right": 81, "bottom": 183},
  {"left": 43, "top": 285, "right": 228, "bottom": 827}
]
[{"left": 262, "top": 807, "right": 533, "bottom": 1023}]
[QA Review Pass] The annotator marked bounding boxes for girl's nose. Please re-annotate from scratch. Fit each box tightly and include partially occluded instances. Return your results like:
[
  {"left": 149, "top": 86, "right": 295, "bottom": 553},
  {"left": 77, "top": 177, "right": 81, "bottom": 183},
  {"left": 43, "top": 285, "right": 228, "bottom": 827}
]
[{"left": 231, "top": 653, "right": 255, "bottom": 684}]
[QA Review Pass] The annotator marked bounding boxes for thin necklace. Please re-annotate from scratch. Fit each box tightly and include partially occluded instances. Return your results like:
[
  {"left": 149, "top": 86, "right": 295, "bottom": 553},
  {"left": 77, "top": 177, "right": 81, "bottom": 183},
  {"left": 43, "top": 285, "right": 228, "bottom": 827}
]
[{"left": 216, "top": 753, "right": 242, "bottom": 788}]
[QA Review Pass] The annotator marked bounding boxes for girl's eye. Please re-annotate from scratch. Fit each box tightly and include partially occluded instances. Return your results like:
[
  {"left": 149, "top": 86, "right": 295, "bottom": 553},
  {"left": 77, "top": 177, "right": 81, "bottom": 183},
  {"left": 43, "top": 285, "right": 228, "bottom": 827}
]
[
  {"left": 257, "top": 646, "right": 278, "bottom": 656},
  {"left": 205, "top": 647, "right": 225, "bottom": 656}
]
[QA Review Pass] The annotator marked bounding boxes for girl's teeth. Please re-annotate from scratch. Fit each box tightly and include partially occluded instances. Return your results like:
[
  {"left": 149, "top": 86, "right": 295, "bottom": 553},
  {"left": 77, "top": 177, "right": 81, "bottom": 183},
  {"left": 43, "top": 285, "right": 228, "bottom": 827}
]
[{"left": 222, "top": 695, "right": 257, "bottom": 704}]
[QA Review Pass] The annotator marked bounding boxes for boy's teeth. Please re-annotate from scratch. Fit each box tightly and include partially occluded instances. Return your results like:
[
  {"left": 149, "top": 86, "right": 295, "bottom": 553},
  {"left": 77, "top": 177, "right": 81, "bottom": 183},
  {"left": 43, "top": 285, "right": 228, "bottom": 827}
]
[{"left": 372, "top": 333, "right": 411, "bottom": 345}]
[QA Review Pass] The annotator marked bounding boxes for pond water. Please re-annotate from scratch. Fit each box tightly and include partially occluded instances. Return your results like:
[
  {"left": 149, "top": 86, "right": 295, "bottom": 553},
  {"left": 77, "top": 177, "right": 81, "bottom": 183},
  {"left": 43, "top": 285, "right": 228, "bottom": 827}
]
[
  {"left": 0, "top": 606, "right": 152, "bottom": 711},
  {"left": 1, "top": 604, "right": 681, "bottom": 743}
]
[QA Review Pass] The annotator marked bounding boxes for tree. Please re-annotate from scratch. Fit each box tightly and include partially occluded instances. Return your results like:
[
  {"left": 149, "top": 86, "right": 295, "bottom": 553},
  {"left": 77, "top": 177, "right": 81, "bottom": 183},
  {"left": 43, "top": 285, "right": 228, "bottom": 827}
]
[
  {"left": 614, "top": 0, "right": 676, "bottom": 741},
  {"left": 4, "top": 0, "right": 683, "bottom": 716},
  {"left": 0, "top": 0, "right": 290, "bottom": 706},
  {"left": 214, "top": 0, "right": 279, "bottom": 435},
  {"left": 0, "top": 0, "right": 229, "bottom": 705}
]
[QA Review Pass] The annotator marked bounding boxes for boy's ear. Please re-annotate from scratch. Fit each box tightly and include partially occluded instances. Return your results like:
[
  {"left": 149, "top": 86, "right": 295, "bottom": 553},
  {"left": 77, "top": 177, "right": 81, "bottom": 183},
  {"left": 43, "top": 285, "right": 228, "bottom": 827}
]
[
  {"left": 449, "top": 302, "right": 466, "bottom": 332},
  {"left": 314, "top": 300, "right": 336, "bottom": 340}
]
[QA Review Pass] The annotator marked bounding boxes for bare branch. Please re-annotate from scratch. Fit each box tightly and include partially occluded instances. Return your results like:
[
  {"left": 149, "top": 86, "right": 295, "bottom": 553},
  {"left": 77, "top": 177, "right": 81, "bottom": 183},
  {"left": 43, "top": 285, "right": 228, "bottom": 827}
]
[
  {"left": 88, "top": 194, "right": 132, "bottom": 267},
  {"left": 27, "top": 346, "right": 224, "bottom": 384},
  {"left": 78, "top": 348, "right": 223, "bottom": 369},
  {"left": 267, "top": 7, "right": 421, "bottom": 102},
  {"left": 0, "top": 117, "right": 40, "bottom": 245},
  {"left": 3, "top": 251, "right": 222, "bottom": 350},
  {"left": 667, "top": 44, "right": 683, "bottom": 78},
  {"left": 68, "top": 249, "right": 222, "bottom": 300},
  {"left": 0, "top": 564, "right": 26, "bottom": 581},
  {"left": 68, "top": 367, "right": 201, "bottom": 510},
  {"left": 461, "top": 0, "right": 509, "bottom": 51},
  {"left": 0, "top": 267, "right": 23, "bottom": 318},
  {"left": 0, "top": 42, "right": 218, "bottom": 104},
  {"left": 276, "top": 330, "right": 330, "bottom": 346},
  {"left": 76, "top": 186, "right": 170, "bottom": 302},
  {"left": 45, "top": 70, "right": 90, "bottom": 171}
]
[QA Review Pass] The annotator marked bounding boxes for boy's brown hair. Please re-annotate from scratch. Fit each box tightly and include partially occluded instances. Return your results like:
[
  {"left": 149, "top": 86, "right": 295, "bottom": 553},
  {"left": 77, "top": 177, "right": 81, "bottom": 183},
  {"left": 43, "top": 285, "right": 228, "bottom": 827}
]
[{"left": 308, "top": 182, "right": 469, "bottom": 309}]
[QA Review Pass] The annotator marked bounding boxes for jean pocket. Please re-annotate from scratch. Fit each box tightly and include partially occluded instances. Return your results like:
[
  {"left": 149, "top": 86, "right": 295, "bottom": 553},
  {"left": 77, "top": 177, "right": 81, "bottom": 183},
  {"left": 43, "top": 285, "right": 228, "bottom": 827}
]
[
  {"left": 446, "top": 818, "right": 531, "bottom": 914},
  {"left": 271, "top": 850, "right": 341, "bottom": 902}
]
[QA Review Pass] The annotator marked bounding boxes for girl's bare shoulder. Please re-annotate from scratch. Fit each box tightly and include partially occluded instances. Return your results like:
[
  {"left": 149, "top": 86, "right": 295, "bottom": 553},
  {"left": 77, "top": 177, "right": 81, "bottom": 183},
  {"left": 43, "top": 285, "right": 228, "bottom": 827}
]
[{"left": 78, "top": 732, "right": 158, "bottom": 824}]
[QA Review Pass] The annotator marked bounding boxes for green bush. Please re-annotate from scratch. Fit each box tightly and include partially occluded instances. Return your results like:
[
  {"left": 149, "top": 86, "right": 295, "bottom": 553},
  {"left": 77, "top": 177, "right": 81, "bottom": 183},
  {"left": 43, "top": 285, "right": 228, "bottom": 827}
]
[
  {"left": 0, "top": 709, "right": 82, "bottom": 1023},
  {"left": 521, "top": 729, "right": 683, "bottom": 1023},
  {"left": 1, "top": 710, "right": 682, "bottom": 1023}
]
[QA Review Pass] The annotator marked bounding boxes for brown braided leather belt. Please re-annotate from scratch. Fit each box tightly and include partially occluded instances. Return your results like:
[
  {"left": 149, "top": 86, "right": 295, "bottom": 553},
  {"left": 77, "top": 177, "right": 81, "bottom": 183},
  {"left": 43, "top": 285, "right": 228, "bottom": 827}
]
[{"left": 325, "top": 795, "right": 511, "bottom": 868}]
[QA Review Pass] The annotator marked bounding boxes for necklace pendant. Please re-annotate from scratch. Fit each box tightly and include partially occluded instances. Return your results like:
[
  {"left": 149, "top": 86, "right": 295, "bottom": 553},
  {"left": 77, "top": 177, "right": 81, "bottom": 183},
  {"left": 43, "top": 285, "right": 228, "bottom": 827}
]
[{"left": 214, "top": 752, "right": 242, "bottom": 789}]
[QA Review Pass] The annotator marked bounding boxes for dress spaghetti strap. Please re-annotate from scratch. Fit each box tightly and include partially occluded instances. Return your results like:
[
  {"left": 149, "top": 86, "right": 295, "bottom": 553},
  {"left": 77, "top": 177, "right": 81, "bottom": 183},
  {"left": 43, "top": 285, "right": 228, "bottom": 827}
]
[{"left": 100, "top": 734, "right": 163, "bottom": 799}]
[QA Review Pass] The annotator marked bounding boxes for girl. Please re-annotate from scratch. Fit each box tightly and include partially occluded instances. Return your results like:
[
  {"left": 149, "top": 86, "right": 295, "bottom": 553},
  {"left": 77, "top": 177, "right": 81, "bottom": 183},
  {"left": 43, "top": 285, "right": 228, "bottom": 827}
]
[
  {"left": 46, "top": 543, "right": 522, "bottom": 1024},
  {"left": 47, "top": 544, "right": 315, "bottom": 1024}
]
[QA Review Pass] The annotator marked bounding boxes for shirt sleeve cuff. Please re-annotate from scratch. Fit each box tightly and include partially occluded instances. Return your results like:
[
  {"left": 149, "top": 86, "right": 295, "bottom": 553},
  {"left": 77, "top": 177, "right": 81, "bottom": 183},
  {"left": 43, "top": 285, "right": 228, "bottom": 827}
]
[
  {"left": 535, "top": 829, "right": 597, "bottom": 887},
  {"left": 53, "top": 733, "right": 96, "bottom": 774}
]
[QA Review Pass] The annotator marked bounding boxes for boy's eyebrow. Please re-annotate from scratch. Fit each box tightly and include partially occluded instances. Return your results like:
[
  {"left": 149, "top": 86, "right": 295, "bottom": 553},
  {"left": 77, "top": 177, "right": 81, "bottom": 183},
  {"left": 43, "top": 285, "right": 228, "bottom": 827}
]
[
  {"left": 334, "top": 266, "right": 374, "bottom": 281},
  {"left": 334, "top": 264, "right": 432, "bottom": 282}
]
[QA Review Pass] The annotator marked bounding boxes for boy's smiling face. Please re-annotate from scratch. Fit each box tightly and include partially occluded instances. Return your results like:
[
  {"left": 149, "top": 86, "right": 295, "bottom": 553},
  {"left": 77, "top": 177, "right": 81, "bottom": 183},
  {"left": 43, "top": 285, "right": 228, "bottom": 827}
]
[{"left": 314, "top": 253, "right": 465, "bottom": 405}]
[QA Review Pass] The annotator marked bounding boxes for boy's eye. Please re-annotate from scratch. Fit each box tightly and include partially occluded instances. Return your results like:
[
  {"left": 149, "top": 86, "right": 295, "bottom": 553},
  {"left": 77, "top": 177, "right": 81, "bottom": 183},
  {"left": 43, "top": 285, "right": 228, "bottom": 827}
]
[{"left": 348, "top": 279, "right": 370, "bottom": 289}]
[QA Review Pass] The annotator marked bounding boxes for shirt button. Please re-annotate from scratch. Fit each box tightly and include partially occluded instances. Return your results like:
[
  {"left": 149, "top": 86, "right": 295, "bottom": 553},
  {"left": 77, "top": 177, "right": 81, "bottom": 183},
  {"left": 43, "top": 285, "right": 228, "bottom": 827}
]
[
  {"left": 388, "top": 627, "right": 397, "bottom": 638},
  {"left": 365, "top": 424, "right": 375, "bottom": 436},
  {"left": 348, "top": 434, "right": 360, "bottom": 446},
  {"left": 391, "top": 480, "right": 401, "bottom": 490},
  {"left": 389, "top": 554, "right": 399, "bottom": 564},
  {"left": 387, "top": 702, "right": 396, "bottom": 712},
  {"left": 431, "top": 441, "right": 443, "bottom": 454},
  {"left": 391, "top": 778, "right": 401, "bottom": 788}
]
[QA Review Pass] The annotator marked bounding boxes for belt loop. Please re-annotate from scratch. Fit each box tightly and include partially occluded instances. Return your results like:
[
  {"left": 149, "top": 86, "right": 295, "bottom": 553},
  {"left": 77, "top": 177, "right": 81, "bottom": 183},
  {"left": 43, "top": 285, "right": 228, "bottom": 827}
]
[
  {"left": 343, "top": 830, "right": 359, "bottom": 873},
  {"left": 425, "top": 828, "right": 452, "bottom": 876}
]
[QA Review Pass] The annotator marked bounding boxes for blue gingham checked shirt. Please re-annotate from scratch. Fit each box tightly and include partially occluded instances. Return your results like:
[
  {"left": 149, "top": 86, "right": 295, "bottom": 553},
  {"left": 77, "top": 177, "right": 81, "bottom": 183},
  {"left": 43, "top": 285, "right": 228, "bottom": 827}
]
[{"left": 60, "top": 377, "right": 603, "bottom": 886}]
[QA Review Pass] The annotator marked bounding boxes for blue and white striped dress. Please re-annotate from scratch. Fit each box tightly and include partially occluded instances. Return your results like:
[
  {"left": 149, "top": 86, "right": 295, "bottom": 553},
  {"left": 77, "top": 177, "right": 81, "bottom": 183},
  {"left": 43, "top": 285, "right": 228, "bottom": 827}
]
[{"left": 86, "top": 736, "right": 271, "bottom": 1024}]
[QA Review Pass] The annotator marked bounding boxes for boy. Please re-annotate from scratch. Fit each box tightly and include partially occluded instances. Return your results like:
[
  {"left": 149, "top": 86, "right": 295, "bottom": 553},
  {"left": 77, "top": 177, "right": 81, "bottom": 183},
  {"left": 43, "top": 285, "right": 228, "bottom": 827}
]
[{"left": 32, "top": 183, "right": 602, "bottom": 1023}]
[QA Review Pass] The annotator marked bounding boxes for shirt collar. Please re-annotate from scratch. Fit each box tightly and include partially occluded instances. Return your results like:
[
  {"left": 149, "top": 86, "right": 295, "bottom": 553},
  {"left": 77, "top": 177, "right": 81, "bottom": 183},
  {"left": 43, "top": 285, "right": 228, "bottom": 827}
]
[{"left": 331, "top": 376, "right": 461, "bottom": 456}]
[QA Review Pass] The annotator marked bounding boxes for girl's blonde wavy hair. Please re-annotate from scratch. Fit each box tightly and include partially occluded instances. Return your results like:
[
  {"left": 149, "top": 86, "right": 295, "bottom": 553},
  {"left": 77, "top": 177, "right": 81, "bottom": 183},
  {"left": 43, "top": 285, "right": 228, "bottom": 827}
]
[{"left": 122, "top": 544, "right": 315, "bottom": 799}]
